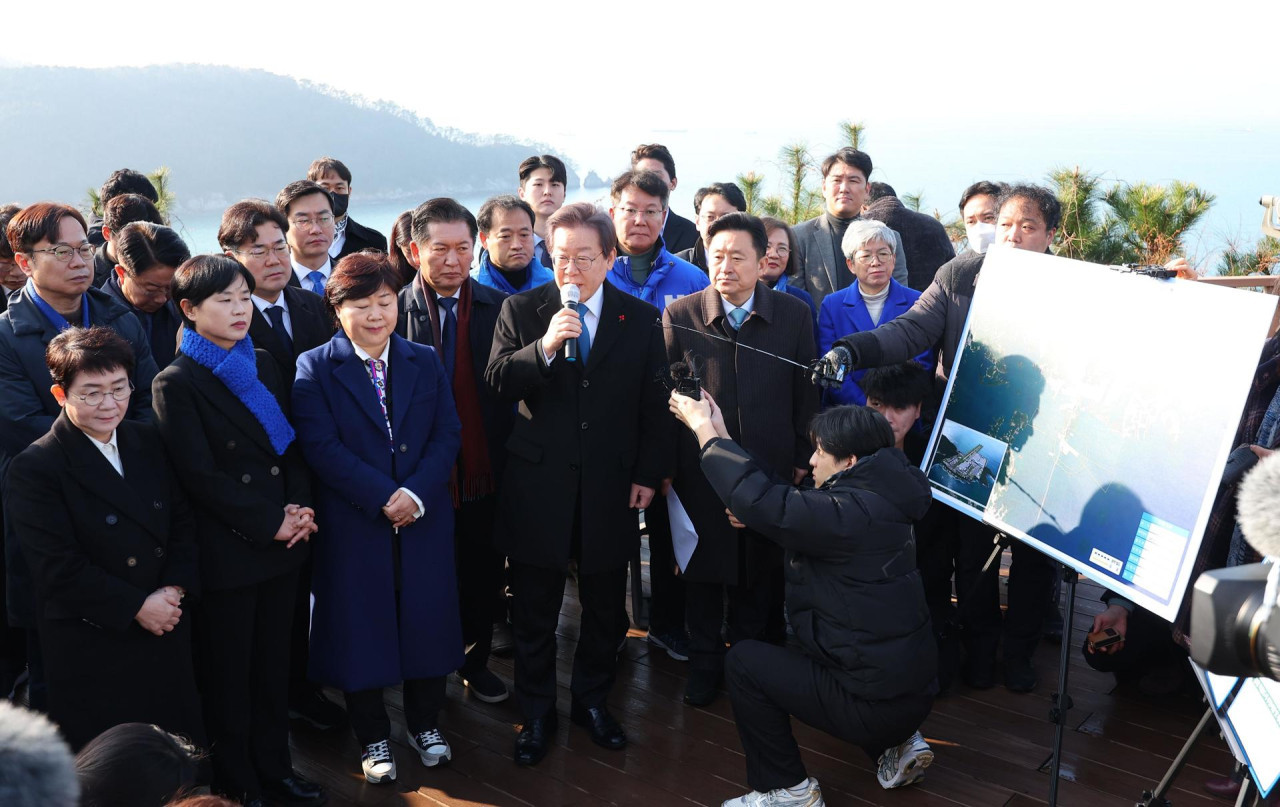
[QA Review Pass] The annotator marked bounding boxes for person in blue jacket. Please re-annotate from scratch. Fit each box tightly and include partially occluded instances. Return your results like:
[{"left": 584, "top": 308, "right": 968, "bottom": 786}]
[
  {"left": 471, "top": 196, "right": 555, "bottom": 295},
  {"left": 606, "top": 170, "right": 708, "bottom": 312},
  {"left": 818, "top": 220, "right": 934, "bottom": 408}
]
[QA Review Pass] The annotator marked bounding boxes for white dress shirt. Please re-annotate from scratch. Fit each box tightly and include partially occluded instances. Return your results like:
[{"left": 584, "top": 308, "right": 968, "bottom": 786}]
[
  {"left": 89, "top": 429, "right": 124, "bottom": 476},
  {"left": 720, "top": 291, "right": 757, "bottom": 324},
  {"left": 352, "top": 340, "right": 425, "bottom": 519},
  {"left": 291, "top": 256, "right": 333, "bottom": 290},
  {"left": 252, "top": 293, "right": 293, "bottom": 338},
  {"left": 543, "top": 282, "right": 603, "bottom": 365}
]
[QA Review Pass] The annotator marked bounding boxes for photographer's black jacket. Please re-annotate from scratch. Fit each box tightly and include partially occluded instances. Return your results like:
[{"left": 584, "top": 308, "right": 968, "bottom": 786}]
[{"left": 699, "top": 438, "right": 937, "bottom": 700}]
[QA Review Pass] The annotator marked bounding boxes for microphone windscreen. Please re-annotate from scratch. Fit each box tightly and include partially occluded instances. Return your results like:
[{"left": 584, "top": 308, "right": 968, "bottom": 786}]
[
  {"left": 1238, "top": 451, "right": 1280, "bottom": 558},
  {"left": 561, "top": 283, "right": 581, "bottom": 306}
]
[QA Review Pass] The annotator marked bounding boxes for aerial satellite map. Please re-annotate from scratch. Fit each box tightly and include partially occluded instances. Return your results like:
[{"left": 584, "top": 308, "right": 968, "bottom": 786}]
[{"left": 923, "top": 248, "right": 1276, "bottom": 619}]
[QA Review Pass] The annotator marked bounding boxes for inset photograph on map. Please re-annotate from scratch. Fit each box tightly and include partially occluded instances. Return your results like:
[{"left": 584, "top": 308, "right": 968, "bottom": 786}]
[{"left": 926, "top": 420, "right": 1008, "bottom": 512}]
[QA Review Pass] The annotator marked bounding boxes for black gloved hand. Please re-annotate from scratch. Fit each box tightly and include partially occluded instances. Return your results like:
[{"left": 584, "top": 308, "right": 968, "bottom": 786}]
[{"left": 810, "top": 346, "right": 851, "bottom": 389}]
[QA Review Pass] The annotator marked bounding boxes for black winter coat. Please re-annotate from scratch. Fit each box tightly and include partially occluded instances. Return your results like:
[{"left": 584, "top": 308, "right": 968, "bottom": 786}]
[
  {"left": 486, "top": 281, "right": 672, "bottom": 573},
  {"left": 397, "top": 277, "right": 512, "bottom": 481},
  {"left": 5, "top": 416, "right": 203, "bottom": 749},
  {"left": 699, "top": 438, "right": 937, "bottom": 700},
  {"left": 863, "top": 196, "right": 956, "bottom": 291}
]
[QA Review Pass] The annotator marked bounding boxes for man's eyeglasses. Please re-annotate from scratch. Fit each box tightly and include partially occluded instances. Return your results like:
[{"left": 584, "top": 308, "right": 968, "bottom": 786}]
[
  {"left": 290, "top": 214, "right": 333, "bottom": 229},
  {"left": 552, "top": 253, "right": 603, "bottom": 271},
  {"left": 30, "top": 244, "right": 95, "bottom": 263},
  {"left": 233, "top": 243, "right": 291, "bottom": 259},
  {"left": 68, "top": 382, "right": 134, "bottom": 407}
]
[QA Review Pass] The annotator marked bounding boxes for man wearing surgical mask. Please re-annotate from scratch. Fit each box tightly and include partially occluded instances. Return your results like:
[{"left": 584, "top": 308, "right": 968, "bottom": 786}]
[
  {"left": 308, "top": 156, "right": 389, "bottom": 261},
  {"left": 958, "top": 181, "right": 1006, "bottom": 256}
]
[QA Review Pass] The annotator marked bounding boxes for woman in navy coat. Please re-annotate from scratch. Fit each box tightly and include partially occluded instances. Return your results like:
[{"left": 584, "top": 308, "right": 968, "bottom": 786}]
[{"left": 291, "top": 252, "right": 463, "bottom": 785}]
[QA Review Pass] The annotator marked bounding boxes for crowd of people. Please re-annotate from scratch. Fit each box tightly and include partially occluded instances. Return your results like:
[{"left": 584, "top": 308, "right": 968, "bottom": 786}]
[{"left": 0, "top": 144, "right": 1227, "bottom": 807}]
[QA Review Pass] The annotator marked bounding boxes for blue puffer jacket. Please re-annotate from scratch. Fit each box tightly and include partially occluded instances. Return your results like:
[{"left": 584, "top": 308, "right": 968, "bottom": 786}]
[
  {"left": 607, "top": 236, "right": 709, "bottom": 312},
  {"left": 472, "top": 252, "right": 555, "bottom": 295}
]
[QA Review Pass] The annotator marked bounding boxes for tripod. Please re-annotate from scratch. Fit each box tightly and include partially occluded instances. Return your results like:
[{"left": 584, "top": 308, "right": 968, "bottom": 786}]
[
  {"left": 946, "top": 531, "right": 1079, "bottom": 807},
  {"left": 1137, "top": 678, "right": 1250, "bottom": 807}
]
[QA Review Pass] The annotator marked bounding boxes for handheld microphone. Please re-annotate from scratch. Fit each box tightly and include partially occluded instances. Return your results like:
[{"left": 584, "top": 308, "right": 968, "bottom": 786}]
[{"left": 561, "top": 283, "right": 581, "bottom": 362}]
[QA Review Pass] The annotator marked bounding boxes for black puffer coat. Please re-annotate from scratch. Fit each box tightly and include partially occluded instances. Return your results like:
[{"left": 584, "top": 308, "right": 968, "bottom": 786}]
[{"left": 699, "top": 438, "right": 937, "bottom": 700}]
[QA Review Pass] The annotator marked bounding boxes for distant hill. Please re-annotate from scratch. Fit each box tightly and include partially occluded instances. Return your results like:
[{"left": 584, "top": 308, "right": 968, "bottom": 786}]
[{"left": 0, "top": 65, "right": 576, "bottom": 213}]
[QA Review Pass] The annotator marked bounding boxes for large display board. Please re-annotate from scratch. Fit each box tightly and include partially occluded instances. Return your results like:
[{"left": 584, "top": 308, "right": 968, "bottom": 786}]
[
  {"left": 922, "top": 248, "right": 1276, "bottom": 620},
  {"left": 1192, "top": 662, "right": 1280, "bottom": 798}
]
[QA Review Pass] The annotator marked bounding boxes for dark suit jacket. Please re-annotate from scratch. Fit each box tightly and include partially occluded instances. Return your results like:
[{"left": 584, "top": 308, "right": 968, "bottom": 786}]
[
  {"left": 100, "top": 274, "right": 182, "bottom": 368},
  {"left": 486, "top": 281, "right": 672, "bottom": 574},
  {"left": 152, "top": 350, "right": 311, "bottom": 592},
  {"left": 248, "top": 287, "right": 333, "bottom": 385},
  {"left": 662, "top": 210, "right": 699, "bottom": 254},
  {"left": 4, "top": 416, "right": 202, "bottom": 748},
  {"left": 676, "top": 240, "right": 708, "bottom": 273},
  {"left": 863, "top": 196, "right": 956, "bottom": 291},
  {"left": 334, "top": 217, "right": 388, "bottom": 261},
  {"left": 1, "top": 285, "right": 159, "bottom": 626},
  {"left": 397, "top": 277, "right": 513, "bottom": 478},
  {"left": 792, "top": 214, "right": 909, "bottom": 307},
  {"left": 662, "top": 283, "right": 818, "bottom": 583}
]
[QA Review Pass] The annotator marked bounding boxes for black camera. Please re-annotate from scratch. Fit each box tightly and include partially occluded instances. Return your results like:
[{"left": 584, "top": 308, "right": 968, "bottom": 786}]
[
  {"left": 1189, "top": 447, "right": 1280, "bottom": 681},
  {"left": 1190, "top": 563, "right": 1280, "bottom": 680}
]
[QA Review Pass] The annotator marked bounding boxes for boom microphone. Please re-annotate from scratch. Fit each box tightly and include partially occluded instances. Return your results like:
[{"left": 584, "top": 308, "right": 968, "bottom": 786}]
[
  {"left": 561, "top": 283, "right": 581, "bottom": 362},
  {"left": 1238, "top": 451, "right": 1280, "bottom": 560}
]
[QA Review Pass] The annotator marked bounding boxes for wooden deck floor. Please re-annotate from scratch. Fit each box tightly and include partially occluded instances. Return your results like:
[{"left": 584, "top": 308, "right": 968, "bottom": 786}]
[{"left": 288, "top": 557, "right": 1232, "bottom": 807}]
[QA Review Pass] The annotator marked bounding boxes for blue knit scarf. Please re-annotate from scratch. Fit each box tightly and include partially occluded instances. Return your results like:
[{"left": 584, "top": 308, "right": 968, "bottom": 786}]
[{"left": 180, "top": 329, "right": 295, "bottom": 455}]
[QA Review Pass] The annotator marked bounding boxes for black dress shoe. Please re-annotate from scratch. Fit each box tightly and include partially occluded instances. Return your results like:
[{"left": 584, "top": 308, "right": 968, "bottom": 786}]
[
  {"left": 262, "top": 773, "right": 327, "bottom": 806},
  {"left": 570, "top": 704, "right": 627, "bottom": 750},
  {"left": 514, "top": 713, "right": 558, "bottom": 766},
  {"left": 289, "top": 685, "right": 347, "bottom": 730}
]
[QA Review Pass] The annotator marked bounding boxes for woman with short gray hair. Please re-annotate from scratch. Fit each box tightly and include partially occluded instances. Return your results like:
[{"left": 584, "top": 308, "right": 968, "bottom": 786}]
[{"left": 818, "top": 221, "right": 934, "bottom": 407}]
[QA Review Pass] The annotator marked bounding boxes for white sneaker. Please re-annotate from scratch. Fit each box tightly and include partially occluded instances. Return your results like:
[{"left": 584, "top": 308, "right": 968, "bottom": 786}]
[
  {"left": 361, "top": 739, "right": 396, "bottom": 783},
  {"left": 407, "top": 727, "right": 452, "bottom": 767},
  {"left": 876, "top": 731, "right": 933, "bottom": 789},
  {"left": 722, "top": 777, "right": 824, "bottom": 806}
]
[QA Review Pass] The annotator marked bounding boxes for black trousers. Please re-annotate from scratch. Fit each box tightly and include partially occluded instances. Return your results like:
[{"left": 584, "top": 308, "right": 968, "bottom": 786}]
[
  {"left": 726, "top": 640, "right": 933, "bottom": 793},
  {"left": 644, "top": 494, "right": 686, "bottom": 636},
  {"left": 916, "top": 506, "right": 1056, "bottom": 664},
  {"left": 287, "top": 556, "right": 314, "bottom": 698},
  {"left": 686, "top": 534, "right": 776, "bottom": 675},
  {"left": 510, "top": 560, "right": 627, "bottom": 720},
  {"left": 196, "top": 570, "right": 298, "bottom": 803},
  {"left": 455, "top": 496, "right": 504, "bottom": 675},
  {"left": 345, "top": 677, "right": 447, "bottom": 746}
]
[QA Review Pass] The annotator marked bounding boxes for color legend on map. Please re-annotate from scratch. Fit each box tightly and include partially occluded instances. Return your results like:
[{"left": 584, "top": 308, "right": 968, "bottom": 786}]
[{"left": 1121, "top": 513, "right": 1190, "bottom": 602}]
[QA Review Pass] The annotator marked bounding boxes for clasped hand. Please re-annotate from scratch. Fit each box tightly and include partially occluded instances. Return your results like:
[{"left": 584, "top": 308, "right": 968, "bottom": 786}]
[
  {"left": 135, "top": 585, "right": 184, "bottom": 636},
  {"left": 274, "top": 504, "right": 318, "bottom": 548},
  {"left": 383, "top": 489, "right": 418, "bottom": 529}
]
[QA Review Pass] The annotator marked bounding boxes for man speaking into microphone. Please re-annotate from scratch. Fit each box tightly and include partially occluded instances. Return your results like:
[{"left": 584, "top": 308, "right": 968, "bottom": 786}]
[{"left": 486, "top": 202, "right": 672, "bottom": 766}]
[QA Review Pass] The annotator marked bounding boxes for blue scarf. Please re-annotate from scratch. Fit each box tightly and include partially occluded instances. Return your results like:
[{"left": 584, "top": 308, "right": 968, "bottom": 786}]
[
  {"left": 771, "top": 274, "right": 790, "bottom": 293},
  {"left": 474, "top": 252, "right": 554, "bottom": 295},
  {"left": 179, "top": 329, "right": 296, "bottom": 455},
  {"left": 26, "top": 279, "right": 89, "bottom": 332}
]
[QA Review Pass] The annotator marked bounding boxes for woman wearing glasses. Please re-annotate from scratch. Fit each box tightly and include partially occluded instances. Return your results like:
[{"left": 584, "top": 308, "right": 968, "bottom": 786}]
[
  {"left": 4, "top": 327, "right": 203, "bottom": 751},
  {"left": 152, "top": 255, "right": 324, "bottom": 807}
]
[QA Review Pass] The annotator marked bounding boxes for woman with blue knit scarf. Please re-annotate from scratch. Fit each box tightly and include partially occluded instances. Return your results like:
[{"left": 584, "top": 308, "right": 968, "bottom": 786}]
[{"left": 152, "top": 255, "right": 326, "bottom": 807}]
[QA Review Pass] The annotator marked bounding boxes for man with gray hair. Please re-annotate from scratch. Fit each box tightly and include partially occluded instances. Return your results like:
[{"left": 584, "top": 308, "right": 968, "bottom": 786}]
[
  {"left": 791, "top": 148, "right": 908, "bottom": 307},
  {"left": 0, "top": 702, "right": 78, "bottom": 806},
  {"left": 817, "top": 220, "right": 934, "bottom": 408}
]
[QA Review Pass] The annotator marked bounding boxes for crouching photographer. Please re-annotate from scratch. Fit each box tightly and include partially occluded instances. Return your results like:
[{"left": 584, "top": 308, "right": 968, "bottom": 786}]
[{"left": 668, "top": 390, "right": 937, "bottom": 807}]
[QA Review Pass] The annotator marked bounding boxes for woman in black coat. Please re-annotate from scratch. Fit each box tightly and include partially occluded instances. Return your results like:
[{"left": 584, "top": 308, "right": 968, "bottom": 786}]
[
  {"left": 669, "top": 392, "right": 938, "bottom": 806},
  {"left": 152, "top": 255, "right": 324, "bottom": 807},
  {"left": 4, "top": 326, "right": 202, "bottom": 750}
]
